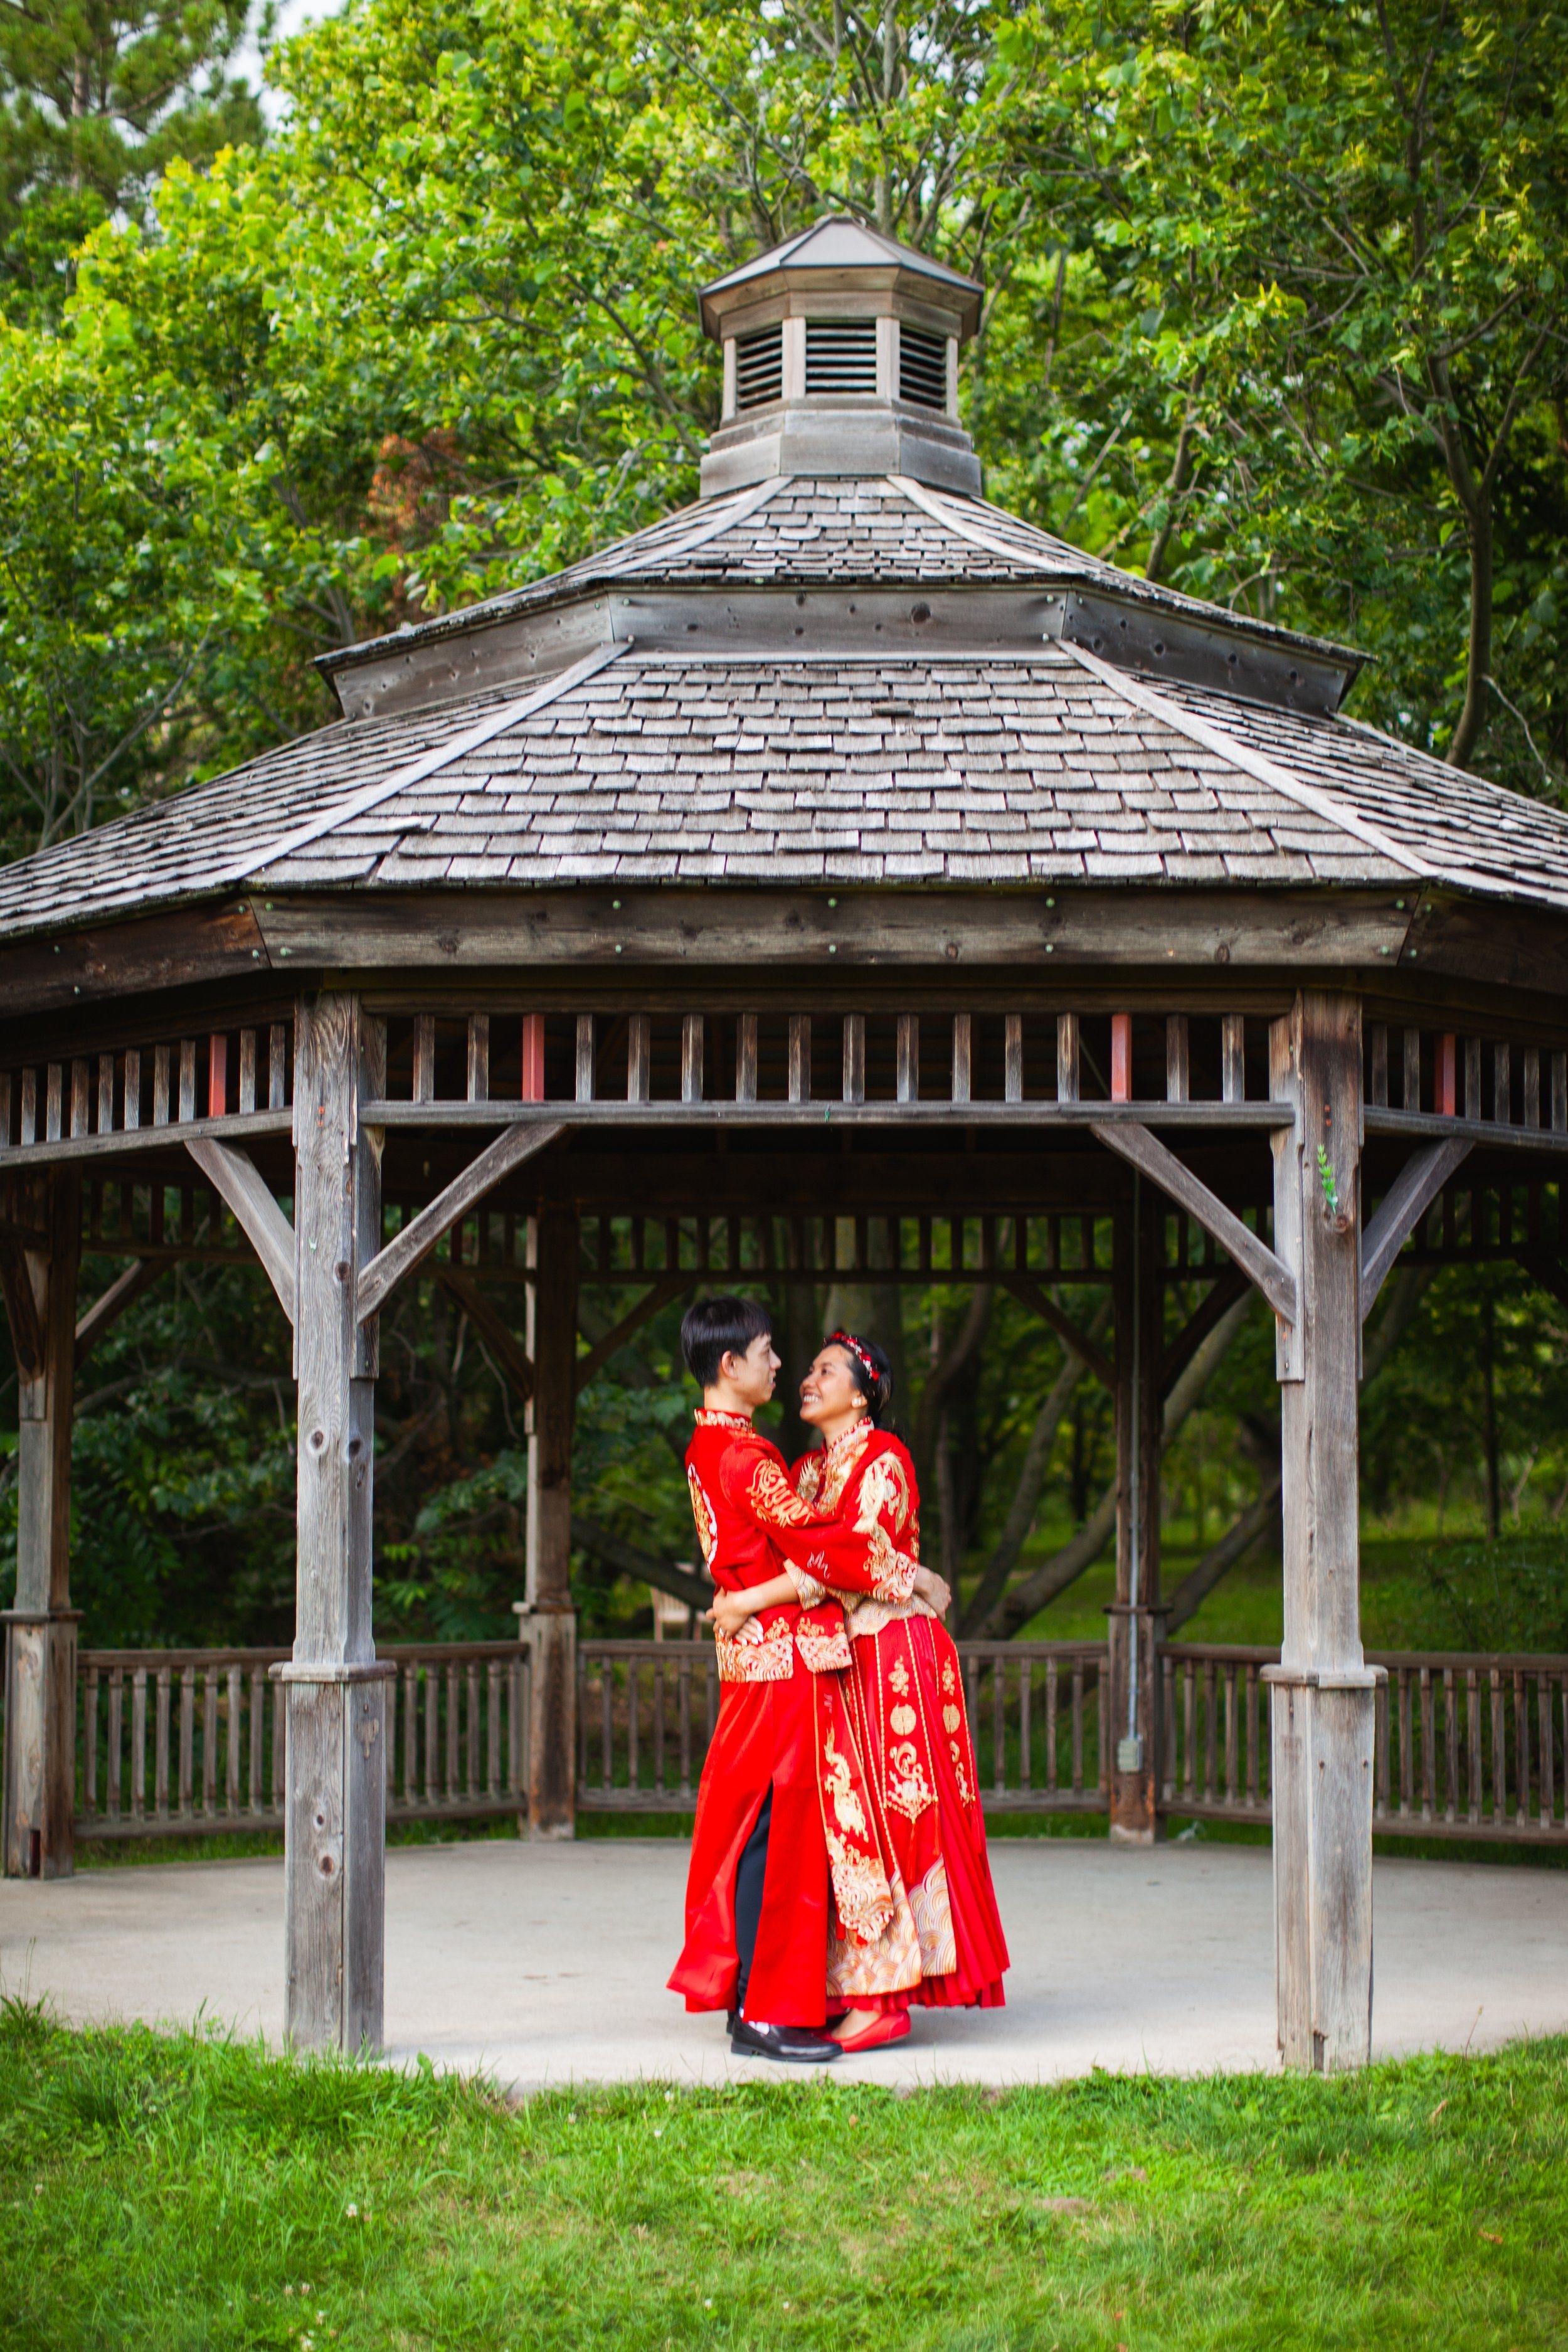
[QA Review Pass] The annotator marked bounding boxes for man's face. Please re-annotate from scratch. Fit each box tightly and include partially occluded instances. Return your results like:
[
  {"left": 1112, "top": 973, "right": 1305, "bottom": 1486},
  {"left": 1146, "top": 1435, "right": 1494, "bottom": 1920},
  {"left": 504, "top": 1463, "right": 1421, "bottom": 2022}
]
[{"left": 723, "top": 1330, "right": 780, "bottom": 1409}]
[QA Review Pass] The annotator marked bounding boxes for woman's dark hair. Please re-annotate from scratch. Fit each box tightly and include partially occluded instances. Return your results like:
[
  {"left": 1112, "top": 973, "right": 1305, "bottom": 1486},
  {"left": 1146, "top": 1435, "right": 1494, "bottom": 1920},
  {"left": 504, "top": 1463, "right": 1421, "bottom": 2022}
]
[
  {"left": 681, "top": 1295, "right": 773, "bottom": 1388},
  {"left": 824, "top": 1330, "right": 895, "bottom": 1430}
]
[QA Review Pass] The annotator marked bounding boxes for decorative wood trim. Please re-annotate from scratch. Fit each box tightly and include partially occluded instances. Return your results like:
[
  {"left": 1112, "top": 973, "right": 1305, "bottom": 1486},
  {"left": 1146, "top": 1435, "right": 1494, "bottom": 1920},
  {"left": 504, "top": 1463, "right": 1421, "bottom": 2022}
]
[
  {"left": 432, "top": 1266, "right": 534, "bottom": 1401},
  {"left": 185, "top": 1137, "right": 297, "bottom": 1324},
  {"left": 74, "top": 1259, "right": 165, "bottom": 1367},
  {"left": 573, "top": 1274, "right": 688, "bottom": 1395},
  {"left": 0, "top": 1236, "right": 45, "bottom": 1379},
  {"left": 355, "top": 1121, "right": 570, "bottom": 1325},
  {"left": 1091, "top": 1119, "right": 1298, "bottom": 1327},
  {"left": 1360, "top": 1138, "right": 1473, "bottom": 1318},
  {"left": 997, "top": 1271, "right": 1116, "bottom": 1392}
]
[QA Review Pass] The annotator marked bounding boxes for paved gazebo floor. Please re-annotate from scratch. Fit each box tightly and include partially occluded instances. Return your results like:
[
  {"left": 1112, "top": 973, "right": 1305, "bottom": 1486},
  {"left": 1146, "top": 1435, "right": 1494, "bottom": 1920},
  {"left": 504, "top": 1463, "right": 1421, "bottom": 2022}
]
[{"left": 3, "top": 1838, "right": 1564, "bottom": 2088}]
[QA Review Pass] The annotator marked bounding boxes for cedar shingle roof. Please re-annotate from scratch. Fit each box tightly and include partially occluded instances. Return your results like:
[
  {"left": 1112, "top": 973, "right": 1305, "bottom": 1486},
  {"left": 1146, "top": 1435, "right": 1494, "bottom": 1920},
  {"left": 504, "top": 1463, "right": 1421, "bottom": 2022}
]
[
  {"left": 5, "top": 475, "right": 1568, "bottom": 945},
  {"left": 317, "top": 474, "right": 1350, "bottom": 682}
]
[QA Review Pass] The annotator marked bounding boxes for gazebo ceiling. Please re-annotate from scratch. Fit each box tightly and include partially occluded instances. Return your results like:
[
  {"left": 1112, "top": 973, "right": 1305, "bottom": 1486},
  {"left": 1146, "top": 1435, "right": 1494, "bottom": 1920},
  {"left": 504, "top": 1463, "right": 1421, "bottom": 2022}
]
[{"left": 4, "top": 221, "right": 1568, "bottom": 993}]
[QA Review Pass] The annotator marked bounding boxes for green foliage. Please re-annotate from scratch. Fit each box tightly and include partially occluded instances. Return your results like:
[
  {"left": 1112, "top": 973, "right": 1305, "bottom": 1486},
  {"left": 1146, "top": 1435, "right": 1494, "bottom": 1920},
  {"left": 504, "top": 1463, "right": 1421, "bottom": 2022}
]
[
  {"left": 0, "top": 0, "right": 272, "bottom": 322},
  {"left": 1, "top": 2008, "right": 1565, "bottom": 2346}
]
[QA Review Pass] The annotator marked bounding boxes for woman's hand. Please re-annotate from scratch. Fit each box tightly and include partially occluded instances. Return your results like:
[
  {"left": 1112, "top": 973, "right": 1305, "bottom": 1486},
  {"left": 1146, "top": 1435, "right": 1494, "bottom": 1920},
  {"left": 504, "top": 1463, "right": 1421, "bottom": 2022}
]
[
  {"left": 706, "top": 1588, "right": 757, "bottom": 1640},
  {"left": 913, "top": 1564, "right": 952, "bottom": 1618}
]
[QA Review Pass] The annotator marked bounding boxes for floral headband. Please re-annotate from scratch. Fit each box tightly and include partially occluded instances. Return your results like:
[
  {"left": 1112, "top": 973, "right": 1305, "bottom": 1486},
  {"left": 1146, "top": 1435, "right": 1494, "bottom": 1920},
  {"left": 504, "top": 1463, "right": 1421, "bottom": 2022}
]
[{"left": 826, "top": 1330, "right": 879, "bottom": 1389}]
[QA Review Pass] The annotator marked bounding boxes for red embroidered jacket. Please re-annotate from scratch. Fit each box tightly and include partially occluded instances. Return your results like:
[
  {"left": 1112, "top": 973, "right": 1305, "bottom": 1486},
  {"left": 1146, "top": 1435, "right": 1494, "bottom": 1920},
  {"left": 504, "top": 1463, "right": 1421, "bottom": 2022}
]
[{"left": 685, "top": 1409, "right": 916, "bottom": 1683}]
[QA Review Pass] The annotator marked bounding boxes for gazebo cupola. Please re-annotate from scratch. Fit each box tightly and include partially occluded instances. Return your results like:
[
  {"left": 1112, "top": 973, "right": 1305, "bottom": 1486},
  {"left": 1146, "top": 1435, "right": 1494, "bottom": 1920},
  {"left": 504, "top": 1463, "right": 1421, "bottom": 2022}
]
[{"left": 697, "top": 216, "right": 983, "bottom": 497}]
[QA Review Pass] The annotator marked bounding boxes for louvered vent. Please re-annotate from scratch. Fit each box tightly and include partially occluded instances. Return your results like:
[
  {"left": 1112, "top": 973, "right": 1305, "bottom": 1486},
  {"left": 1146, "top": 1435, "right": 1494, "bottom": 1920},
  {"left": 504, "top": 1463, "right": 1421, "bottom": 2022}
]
[
  {"left": 899, "top": 326, "right": 949, "bottom": 410},
  {"left": 734, "top": 324, "right": 784, "bottom": 410},
  {"left": 805, "top": 318, "right": 878, "bottom": 394}
]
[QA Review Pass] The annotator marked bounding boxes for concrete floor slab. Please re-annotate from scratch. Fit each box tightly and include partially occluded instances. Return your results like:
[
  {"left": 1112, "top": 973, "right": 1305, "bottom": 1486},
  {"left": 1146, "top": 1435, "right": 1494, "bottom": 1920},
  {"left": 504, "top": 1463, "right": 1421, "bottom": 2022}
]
[{"left": 2, "top": 1838, "right": 1564, "bottom": 2088}]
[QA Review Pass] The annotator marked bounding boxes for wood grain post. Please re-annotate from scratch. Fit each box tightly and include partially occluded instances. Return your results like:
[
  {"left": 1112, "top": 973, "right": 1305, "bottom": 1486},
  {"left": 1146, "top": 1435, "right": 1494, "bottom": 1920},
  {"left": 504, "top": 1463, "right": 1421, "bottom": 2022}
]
[
  {"left": 525, "top": 1202, "right": 580, "bottom": 1838},
  {"left": 277, "top": 995, "right": 391, "bottom": 2052},
  {"left": 1, "top": 1172, "right": 82, "bottom": 1878},
  {"left": 1265, "top": 990, "right": 1378, "bottom": 2073},
  {"left": 1107, "top": 1187, "right": 1163, "bottom": 1843}
]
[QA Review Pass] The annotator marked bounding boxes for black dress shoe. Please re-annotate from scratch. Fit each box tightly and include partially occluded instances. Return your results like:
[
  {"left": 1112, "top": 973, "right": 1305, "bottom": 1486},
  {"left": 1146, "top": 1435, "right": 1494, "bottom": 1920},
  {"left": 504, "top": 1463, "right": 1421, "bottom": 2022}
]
[{"left": 729, "top": 2018, "right": 840, "bottom": 2063}]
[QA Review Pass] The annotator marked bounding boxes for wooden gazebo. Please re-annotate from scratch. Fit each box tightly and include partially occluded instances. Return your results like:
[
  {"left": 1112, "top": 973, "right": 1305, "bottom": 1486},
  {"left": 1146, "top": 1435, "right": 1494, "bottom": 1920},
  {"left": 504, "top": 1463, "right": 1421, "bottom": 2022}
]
[{"left": 5, "top": 218, "right": 1568, "bottom": 2070}]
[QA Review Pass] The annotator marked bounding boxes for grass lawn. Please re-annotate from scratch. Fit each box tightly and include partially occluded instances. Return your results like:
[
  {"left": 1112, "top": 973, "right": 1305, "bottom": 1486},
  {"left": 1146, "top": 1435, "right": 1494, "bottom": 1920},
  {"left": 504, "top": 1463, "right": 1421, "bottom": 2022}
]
[{"left": 2, "top": 2004, "right": 1564, "bottom": 2351}]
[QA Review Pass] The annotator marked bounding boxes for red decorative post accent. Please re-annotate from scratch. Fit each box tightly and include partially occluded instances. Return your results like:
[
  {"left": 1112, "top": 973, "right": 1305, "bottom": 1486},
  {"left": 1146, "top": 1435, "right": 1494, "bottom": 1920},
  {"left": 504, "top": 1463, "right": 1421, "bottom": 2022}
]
[
  {"left": 208, "top": 1034, "right": 228, "bottom": 1119},
  {"left": 1111, "top": 1014, "right": 1133, "bottom": 1103},
  {"left": 521, "top": 1015, "right": 546, "bottom": 1102},
  {"left": 1438, "top": 1034, "right": 1457, "bottom": 1118}
]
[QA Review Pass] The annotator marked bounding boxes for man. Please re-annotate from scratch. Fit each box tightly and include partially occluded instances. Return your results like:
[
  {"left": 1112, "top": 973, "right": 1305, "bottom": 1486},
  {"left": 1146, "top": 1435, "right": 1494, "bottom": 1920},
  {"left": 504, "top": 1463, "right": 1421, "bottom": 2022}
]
[{"left": 668, "top": 1295, "right": 946, "bottom": 2062}]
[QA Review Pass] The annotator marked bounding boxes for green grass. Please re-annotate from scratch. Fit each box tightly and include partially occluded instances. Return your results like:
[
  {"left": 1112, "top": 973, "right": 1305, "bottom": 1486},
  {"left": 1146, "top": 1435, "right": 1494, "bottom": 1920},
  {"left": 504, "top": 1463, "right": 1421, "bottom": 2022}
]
[{"left": 2, "top": 2004, "right": 1565, "bottom": 2350}]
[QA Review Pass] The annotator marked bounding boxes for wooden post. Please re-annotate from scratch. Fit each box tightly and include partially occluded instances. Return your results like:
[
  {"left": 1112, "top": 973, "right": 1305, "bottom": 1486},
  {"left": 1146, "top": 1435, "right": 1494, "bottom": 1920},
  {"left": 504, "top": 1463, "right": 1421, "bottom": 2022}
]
[
  {"left": 1266, "top": 989, "right": 1377, "bottom": 2072},
  {"left": 1, "top": 1172, "right": 81, "bottom": 1878},
  {"left": 1107, "top": 1184, "right": 1162, "bottom": 1842},
  {"left": 526, "top": 1202, "right": 580, "bottom": 1837},
  {"left": 278, "top": 995, "right": 390, "bottom": 2051}
]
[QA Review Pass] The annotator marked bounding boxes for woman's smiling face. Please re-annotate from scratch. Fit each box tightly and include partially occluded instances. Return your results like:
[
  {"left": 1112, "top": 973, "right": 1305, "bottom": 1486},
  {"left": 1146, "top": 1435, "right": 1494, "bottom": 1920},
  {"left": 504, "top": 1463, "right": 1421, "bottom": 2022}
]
[{"left": 798, "top": 1345, "right": 866, "bottom": 1429}]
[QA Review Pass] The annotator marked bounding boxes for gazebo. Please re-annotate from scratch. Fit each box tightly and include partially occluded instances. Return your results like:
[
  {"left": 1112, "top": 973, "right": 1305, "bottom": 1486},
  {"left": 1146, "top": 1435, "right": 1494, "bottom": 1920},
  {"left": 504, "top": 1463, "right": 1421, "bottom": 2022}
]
[{"left": 4, "top": 218, "right": 1568, "bottom": 2072}]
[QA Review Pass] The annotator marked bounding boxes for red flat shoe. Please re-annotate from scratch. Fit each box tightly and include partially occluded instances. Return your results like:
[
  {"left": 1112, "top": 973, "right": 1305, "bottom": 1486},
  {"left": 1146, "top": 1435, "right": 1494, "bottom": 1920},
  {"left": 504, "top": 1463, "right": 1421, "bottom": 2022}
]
[{"left": 830, "top": 2011, "right": 911, "bottom": 2055}]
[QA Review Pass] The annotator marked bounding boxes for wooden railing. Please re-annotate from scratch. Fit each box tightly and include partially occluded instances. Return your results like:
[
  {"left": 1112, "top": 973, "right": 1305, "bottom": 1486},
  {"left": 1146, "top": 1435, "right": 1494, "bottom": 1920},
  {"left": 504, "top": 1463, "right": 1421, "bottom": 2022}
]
[
  {"left": 575, "top": 1639, "right": 1106, "bottom": 1814},
  {"left": 1160, "top": 1643, "right": 1568, "bottom": 1843},
  {"left": 60, "top": 1634, "right": 1568, "bottom": 1844},
  {"left": 75, "top": 1641, "right": 529, "bottom": 1840}
]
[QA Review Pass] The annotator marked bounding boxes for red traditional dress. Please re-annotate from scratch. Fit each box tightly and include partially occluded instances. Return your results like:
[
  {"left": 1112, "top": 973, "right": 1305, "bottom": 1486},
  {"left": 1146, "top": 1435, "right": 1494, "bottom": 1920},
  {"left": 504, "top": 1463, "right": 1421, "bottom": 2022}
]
[
  {"left": 792, "top": 1426, "right": 1009, "bottom": 2011},
  {"left": 667, "top": 1409, "right": 921, "bottom": 2025}
]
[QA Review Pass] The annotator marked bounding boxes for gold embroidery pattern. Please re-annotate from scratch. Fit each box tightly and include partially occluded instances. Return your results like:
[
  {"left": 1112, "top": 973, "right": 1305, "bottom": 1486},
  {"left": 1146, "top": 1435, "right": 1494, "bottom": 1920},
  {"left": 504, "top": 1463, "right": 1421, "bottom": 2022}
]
[
  {"left": 686, "top": 1470, "right": 718, "bottom": 1568},
  {"left": 864, "top": 1524, "right": 916, "bottom": 1602},
  {"left": 941, "top": 1703, "right": 961, "bottom": 1735},
  {"left": 888, "top": 1657, "right": 911, "bottom": 1696},
  {"left": 812, "top": 1424, "right": 872, "bottom": 1515},
  {"left": 825, "top": 1834, "right": 896, "bottom": 1947},
  {"left": 885, "top": 1738, "right": 936, "bottom": 1822},
  {"left": 827, "top": 1870, "right": 922, "bottom": 1998},
  {"left": 748, "top": 1456, "right": 822, "bottom": 1531},
  {"left": 795, "top": 1623, "right": 852, "bottom": 1673},
  {"left": 856, "top": 1453, "right": 913, "bottom": 1542},
  {"left": 890, "top": 1704, "right": 917, "bottom": 1735},
  {"left": 822, "top": 1730, "right": 869, "bottom": 1840},
  {"left": 785, "top": 1563, "right": 828, "bottom": 1609},
  {"left": 796, "top": 1454, "right": 824, "bottom": 1506},
  {"left": 713, "top": 1623, "right": 795, "bottom": 1683},
  {"left": 941, "top": 1657, "right": 956, "bottom": 1696},
  {"left": 950, "top": 1740, "right": 973, "bottom": 1805},
  {"left": 694, "top": 1407, "right": 752, "bottom": 1430},
  {"left": 909, "top": 1858, "right": 958, "bottom": 1976}
]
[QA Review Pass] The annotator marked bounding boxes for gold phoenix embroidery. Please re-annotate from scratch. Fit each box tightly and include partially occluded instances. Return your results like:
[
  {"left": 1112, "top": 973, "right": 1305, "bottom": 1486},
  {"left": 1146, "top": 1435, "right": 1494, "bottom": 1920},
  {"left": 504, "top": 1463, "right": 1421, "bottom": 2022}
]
[
  {"left": 886, "top": 1739, "right": 936, "bottom": 1822},
  {"left": 686, "top": 1470, "right": 718, "bottom": 1567},
  {"left": 748, "top": 1457, "right": 821, "bottom": 1530}
]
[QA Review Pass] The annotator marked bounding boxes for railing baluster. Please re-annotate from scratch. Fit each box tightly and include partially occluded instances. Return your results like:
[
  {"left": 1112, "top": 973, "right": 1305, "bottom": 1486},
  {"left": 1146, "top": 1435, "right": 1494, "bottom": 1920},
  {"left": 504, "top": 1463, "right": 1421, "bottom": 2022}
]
[
  {"left": 993, "top": 1653, "right": 1006, "bottom": 1796},
  {"left": 679, "top": 1648, "right": 693, "bottom": 1801},
  {"left": 628, "top": 1659, "right": 640, "bottom": 1792},
  {"left": 83, "top": 1665, "right": 99, "bottom": 1823},
  {"left": 1539, "top": 1671, "right": 1555, "bottom": 1828},
  {"left": 249, "top": 1667, "right": 265, "bottom": 1812},
  {"left": 203, "top": 1666, "right": 218, "bottom": 1816},
  {"left": 424, "top": 1664, "right": 439, "bottom": 1804},
  {"left": 1223, "top": 1664, "right": 1237, "bottom": 1802},
  {"left": 1513, "top": 1669, "right": 1527, "bottom": 1829},
  {"left": 654, "top": 1655, "right": 667, "bottom": 1796},
  {"left": 1162, "top": 1656, "right": 1175, "bottom": 1801},
  {"left": 131, "top": 1667, "right": 147, "bottom": 1823},
  {"left": 1019, "top": 1660, "right": 1031, "bottom": 1793},
  {"left": 1183, "top": 1665, "right": 1196, "bottom": 1805},
  {"left": 107, "top": 1668, "right": 124, "bottom": 1822},
  {"left": 1044, "top": 1660, "right": 1059, "bottom": 1794},
  {"left": 156, "top": 1667, "right": 171, "bottom": 1821},
  {"left": 467, "top": 1661, "right": 481, "bottom": 1797},
  {"left": 1420, "top": 1665, "right": 1434, "bottom": 1823},
  {"left": 226, "top": 1665, "right": 242, "bottom": 1818},
  {"left": 1467, "top": 1668, "right": 1482, "bottom": 1825},
  {"left": 1070, "top": 1659, "right": 1084, "bottom": 1795},
  {"left": 1244, "top": 1663, "right": 1259, "bottom": 1808},
  {"left": 601, "top": 1658, "right": 614, "bottom": 1792},
  {"left": 445, "top": 1662, "right": 460, "bottom": 1799},
  {"left": 1490, "top": 1667, "right": 1505, "bottom": 1823},
  {"left": 488, "top": 1661, "right": 503, "bottom": 1798},
  {"left": 1203, "top": 1658, "right": 1217, "bottom": 1802}
]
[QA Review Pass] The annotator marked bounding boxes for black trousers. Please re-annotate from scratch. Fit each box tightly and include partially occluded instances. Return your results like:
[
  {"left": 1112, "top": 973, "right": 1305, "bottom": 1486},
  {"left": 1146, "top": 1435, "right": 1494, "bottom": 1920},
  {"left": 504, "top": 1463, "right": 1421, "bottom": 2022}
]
[{"left": 733, "top": 1787, "right": 773, "bottom": 2014}]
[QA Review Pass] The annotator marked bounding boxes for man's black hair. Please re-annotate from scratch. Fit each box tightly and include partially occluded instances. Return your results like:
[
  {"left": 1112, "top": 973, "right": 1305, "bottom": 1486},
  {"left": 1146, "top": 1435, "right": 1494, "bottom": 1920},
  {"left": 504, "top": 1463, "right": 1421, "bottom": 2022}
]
[{"left": 681, "top": 1295, "right": 773, "bottom": 1389}]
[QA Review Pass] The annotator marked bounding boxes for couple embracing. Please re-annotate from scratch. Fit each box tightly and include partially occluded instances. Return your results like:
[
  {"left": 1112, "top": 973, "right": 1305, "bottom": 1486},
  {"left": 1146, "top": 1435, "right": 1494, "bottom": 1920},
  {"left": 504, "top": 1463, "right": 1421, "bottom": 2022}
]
[{"left": 668, "top": 1295, "right": 1009, "bottom": 2062}]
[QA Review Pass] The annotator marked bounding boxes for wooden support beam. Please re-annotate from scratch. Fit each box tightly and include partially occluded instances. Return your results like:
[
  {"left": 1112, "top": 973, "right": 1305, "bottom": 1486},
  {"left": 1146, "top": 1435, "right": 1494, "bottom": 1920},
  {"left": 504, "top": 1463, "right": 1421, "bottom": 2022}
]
[
  {"left": 282, "top": 995, "right": 389, "bottom": 2053},
  {"left": 355, "top": 1121, "right": 569, "bottom": 1325},
  {"left": 997, "top": 1271, "right": 1116, "bottom": 1392},
  {"left": 3, "top": 1172, "right": 80, "bottom": 1879},
  {"left": 1266, "top": 990, "right": 1376, "bottom": 2075},
  {"left": 432, "top": 1266, "right": 534, "bottom": 1401},
  {"left": 1108, "top": 1188, "right": 1163, "bottom": 1843},
  {"left": 1360, "top": 1138, "right": 1472, "bottom": 1321},
  {"left": 74, "top": 1259, "right": 164, "bottom": 1368},
  {"left": 574, "top": 1274, "right": 687, "bottom": 1395},
  {"left": 524, "top": 1204, "right": 580, "bottom": 1838},
  {"left": 186, "top": 1137, "right": 297, "bottom": 1324},
  {"left": 1157, "top": 1264, "right": 1249, "bottom": 1398},
  {"left": 1090, "top": 1120, "right": 1297, "bottom": 1329}
]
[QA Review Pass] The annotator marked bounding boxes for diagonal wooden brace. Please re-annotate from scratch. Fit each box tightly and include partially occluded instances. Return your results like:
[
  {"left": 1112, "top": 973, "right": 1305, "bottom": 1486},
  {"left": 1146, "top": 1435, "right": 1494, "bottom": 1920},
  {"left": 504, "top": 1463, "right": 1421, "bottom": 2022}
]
[
  {"left": 1359, "top": 1137, "right": 1471, "bottom": 1320},
  {"left": 356, "top": 1120, "right": 570, "bottom": 1327},
  {"left": 575, "top": 1274, "right": 690, "bottom": 1396},
  {"left": 186, "top": 1136, "right": 297, "bottom": 1324},
  {"left": 997, "top": 1269, "right": 1117, "bottom": 1392},
  {"left": 75, "top": 1259, "right": 165, "bottom": 1368},
  {"left": 1090, "top": 1119, "right": 1298, "bottom": 1329}
]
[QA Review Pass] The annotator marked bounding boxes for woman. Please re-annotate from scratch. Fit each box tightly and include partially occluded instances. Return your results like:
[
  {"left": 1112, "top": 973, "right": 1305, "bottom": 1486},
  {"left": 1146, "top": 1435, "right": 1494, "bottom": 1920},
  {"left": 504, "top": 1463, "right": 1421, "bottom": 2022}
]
[{"left": 710, "top": 1332, "right": 1008, "bottom": 2052}]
